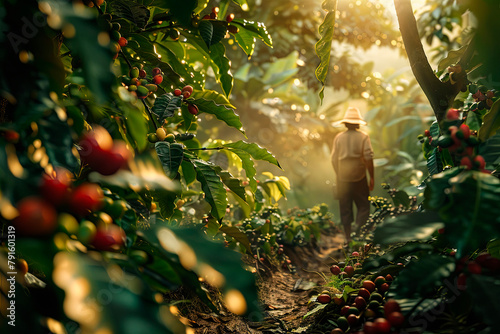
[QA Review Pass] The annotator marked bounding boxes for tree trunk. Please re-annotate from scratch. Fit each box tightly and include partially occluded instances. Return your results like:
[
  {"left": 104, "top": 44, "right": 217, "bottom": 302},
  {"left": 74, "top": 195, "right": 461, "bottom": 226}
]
[{"left": 394, "top": 0, "right": 473, "bottom": 125}]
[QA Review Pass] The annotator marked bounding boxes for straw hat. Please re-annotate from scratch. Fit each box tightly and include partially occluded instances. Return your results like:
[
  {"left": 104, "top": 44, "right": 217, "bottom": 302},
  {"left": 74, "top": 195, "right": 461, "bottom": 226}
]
[{"left": 336, "top": 107, "right": 366, "bottom": 125}]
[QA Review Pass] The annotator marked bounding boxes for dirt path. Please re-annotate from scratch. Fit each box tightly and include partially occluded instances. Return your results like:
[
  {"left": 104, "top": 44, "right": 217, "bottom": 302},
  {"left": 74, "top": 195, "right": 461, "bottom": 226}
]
[{"left": 188, "top": 232, "right": 347, "bottom": 333}]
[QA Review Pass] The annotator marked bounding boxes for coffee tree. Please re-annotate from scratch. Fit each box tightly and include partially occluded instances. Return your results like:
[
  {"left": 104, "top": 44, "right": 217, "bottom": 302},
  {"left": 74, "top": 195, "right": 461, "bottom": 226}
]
[{"left": 0, "top": 0, "right": 283, "bottom": 332}]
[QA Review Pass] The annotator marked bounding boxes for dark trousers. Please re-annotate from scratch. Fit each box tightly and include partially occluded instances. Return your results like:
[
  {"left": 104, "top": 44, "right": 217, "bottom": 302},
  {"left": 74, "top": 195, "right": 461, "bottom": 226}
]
[{"left": 337, "top": 177, "right": 370, "bottom": 240}]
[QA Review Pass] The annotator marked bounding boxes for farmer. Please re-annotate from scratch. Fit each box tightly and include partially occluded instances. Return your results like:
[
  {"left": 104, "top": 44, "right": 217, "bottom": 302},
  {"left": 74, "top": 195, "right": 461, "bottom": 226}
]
[{"left": 331, "top": 107, "right": 374, "bottom": 245}]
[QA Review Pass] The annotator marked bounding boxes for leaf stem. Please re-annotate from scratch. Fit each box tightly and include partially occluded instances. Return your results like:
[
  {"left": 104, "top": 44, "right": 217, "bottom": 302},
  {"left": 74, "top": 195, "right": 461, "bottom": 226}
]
[
  {"left": 141, "top": 99, "right": 159, "bottom": 130},
  {"left": 187, "top": 147, "right": 225, "bottom": 151},
  {"left": 119, "top": 49, "right": 133, "bottom": 69},
  {"left": 140, "top": 24, "right": 181, "bottom": 34}
]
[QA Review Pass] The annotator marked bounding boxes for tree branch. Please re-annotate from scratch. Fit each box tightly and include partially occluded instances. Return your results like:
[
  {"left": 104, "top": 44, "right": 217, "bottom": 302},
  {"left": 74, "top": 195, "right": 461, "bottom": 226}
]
[{"left": 394, "top": 0, "right": 473, "bottom": 125}]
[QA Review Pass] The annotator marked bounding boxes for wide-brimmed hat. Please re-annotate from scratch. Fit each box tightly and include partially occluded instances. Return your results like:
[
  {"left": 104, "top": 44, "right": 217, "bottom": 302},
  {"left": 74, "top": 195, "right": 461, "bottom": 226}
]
[{"left": 335, "top": 107, "right": 366, "bottom": 125}]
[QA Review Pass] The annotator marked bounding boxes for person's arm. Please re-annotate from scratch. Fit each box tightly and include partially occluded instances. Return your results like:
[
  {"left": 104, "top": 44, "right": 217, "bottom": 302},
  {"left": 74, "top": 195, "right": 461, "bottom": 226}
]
[
  {"left": 363, "top": 135, "right": 375, "bottom": 191},
  {"left": 366, "top": 158, "right": 374, "bottom": 191},
  {"left": 331, "top": 137, "right": 339, "bottom": 175}
]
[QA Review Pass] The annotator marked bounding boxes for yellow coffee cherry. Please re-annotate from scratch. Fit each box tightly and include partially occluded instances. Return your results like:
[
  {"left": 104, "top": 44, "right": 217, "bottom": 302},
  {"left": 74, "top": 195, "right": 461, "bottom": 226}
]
[{"left": 156, "top": 127, "right": 167, "bottom": 141}]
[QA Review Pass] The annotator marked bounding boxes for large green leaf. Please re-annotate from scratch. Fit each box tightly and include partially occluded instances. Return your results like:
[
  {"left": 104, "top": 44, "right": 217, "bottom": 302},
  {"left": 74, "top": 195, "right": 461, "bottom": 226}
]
[
  {"left": 155, "top": 142, "right": 184, "bottom": 178},
  {"left": 220, "top": 225, "right": 252, "bottom": 254},
  {"left": 154, "top": 43, "right": 201, "bottom": 88},
  {"left": 261, "top": 51, "right": 299, "bottom": 86},
  {"left": 223, "top": 141, "right": 281, "bottom": 168},
  {"left": 192, "top": 159, "right": 228, "bottom": 220},
  {"left": 221, "top": 141, "right": 280, "bottom": 193},
  {"left": 478, "top": 98, "right": 500, "bottom": 142},
  {"left": 52, "top": 252, "right": 181, "bottom": 334},
  {"left": 213, "top": 166, "right": 246, "bottom": 202},
  {"left": 217, "top": 0, "right": 230, "bottom": 20},
  {"left": 138, "top": 224, "right": 217, "bottom": 311},
  {"left": 198, "top": 20, "right": 228, "bottom": 48},
  {"left": 230, "top": 148, "right": 258, "bottom": 192},
  {"left": 437, "top": 45, "right": 468, "bottom": 72},
  {"left": 363, "top": 242, "right": 434, "bottom": 271},
  {"left": 194, "top": 0, "right": 211, "bottom": 13},
  {"left": 478, "top": 131, "right": 500, "bottom": 168},
  {"left": 468, "top": 275, "right": 500, "bottom": 332},
  {"left": 160, "top": 226, "right": 261, "bottom": 317},
  {"left": 487, "top": 239, "right": 500, "bottom": 259},
  {"left": 314, "top": 0, "right": 337, "bottom": 102},
  {"left": 232, "top": 23, "right": 256, "bottom": 56},
  {"left": 389, "top": 254, "right": 455, "bottom": 298},
  {"left": 426, "top": 169, "right": 500, "bottom": 257},
  {"left": 231, "top": 19, "right": 272, "bottom": 47},
  {"left": 210, "top": 43, "right": 233, "bottom": 97},
  {"left": 152, "top": 93, "right": 183, "bottom": 122},
  {"left": 37, "top": 112, "right": 80, "bottom": 172},
  {"left": 152, "top": 188, "right": 178, "bottom": 218},
  {"left": 146, "top": 0, "right": 197, "bottom": 26},
  {"left": 59, "top": 5, "right": 116, "bottom": 102},
  {"left": 123, "top": 104, "right": 148, "bottom": 151},
  {"left": 230, "top": 0, "right": 248, "bottom": 8},
  {"left": 427, "top": 148, "right": 444, "bottom": 175},
  {"left": 109, "top": 0, "right": 150, "bottom": 29},
  {"left": 429, "top": 120, "right": 440, "bottom": 137},
  {"left": 198, "top": 20, "right": 214, "bottom": 47},
  {"left": 391, "top": 190, "right": 411, "bottom": 208},
  {"left": 373, "top": 212, "right": 444, "bottom": 245},
  {"left": 180, "top": 159, "right": 197, "bottom": 186},
  {"left": 189, "top": 90, "right": 244, "bottom": 134}
]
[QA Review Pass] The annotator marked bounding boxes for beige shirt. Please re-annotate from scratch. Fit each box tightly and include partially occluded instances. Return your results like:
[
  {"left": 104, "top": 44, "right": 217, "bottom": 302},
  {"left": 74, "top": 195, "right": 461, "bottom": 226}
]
[{"left": 331, "top": 129, "right": 374, "bottom": 182}]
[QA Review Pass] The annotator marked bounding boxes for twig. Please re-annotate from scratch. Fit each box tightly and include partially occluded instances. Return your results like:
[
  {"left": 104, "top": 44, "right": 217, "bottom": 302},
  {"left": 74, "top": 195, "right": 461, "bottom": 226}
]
[
  {"left": 90, "top": 0, "right": 104, "bottom": 15},
  {"left": 187, "top": 147, "right": 225, "bottom": 151},
  {"left": 141, "top": 99, "right": 159, "bottom": 130},
  {"left": 119, "top": 49, "right": 133, "bottom": 69}
]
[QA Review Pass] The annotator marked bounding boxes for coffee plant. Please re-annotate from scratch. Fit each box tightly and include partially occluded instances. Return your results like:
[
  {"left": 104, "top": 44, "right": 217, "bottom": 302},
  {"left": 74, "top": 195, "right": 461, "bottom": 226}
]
[{"left": 0, "top": 0, "right": 284, "bottom": 332}]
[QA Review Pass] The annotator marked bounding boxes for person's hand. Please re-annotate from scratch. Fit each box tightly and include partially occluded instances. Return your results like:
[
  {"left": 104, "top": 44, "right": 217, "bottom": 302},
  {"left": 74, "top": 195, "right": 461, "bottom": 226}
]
[{"left": 369, "top": 178, "right": 374, "bottom": 191}]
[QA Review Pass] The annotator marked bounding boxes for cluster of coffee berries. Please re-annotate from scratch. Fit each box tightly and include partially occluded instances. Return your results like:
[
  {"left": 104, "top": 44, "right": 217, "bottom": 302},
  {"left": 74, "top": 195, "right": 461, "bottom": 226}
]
[
  {"left": 419, "top": 108, "right": 486, "bottom": 171},
  {"left": 319, "top": 274, "right": 404, "bottom": 333},
  {"left": 469, "top": 84, "right": 498, "bottom": 111},
  {"left": 173, "top": 85, "right": 198, "bottom": 115},
  {"left": 149, "top": 127, "right": 176, "bottom": 144},
  {"left": 12, "top": 166, "right": 127, "bottom": 252},
  {"left": 120, "top": 66, "right": 163, "bottom": 99},
  {"left": 192, "top": 7, "right": 239, "bottom": 33},
  {"left": 78, "top": 125, "right": 132, "bottom": 175},
  {"left": 97, "top": 13, "right": 127, "bottom": 59},
  {"left": 453, "top": 252, "right": 500, "bottom": 293}
]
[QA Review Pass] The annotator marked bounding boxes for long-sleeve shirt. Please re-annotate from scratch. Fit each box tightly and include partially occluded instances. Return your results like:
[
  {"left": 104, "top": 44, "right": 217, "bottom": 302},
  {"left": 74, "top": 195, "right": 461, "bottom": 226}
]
[{"left": 331, "top": 129, "right": 374, "bottom": 182}]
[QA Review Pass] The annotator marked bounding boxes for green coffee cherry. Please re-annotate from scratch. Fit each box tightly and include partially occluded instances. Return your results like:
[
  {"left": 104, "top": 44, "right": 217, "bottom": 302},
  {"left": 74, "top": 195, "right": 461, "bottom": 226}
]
[
  {"left": 165, "top": 134, "right": 175, "bottom": 143},
  {"left": 110, "top": 30, "right": 121, "bottom": 42},
  {"left": 146, "top": 84, "right": 158, "bottom": 92},
  {"left": 137, "top": 85, "right": 149, "bottom": 97},
  {"left": 130, "top": 67, "right": 140, "bottom": 79}
]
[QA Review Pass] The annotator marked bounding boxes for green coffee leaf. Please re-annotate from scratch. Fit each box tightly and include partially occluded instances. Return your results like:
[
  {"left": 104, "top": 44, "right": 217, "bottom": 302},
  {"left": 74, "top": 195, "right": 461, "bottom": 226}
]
[
  {"left": 192, "top": 159, "right": 227, "bottom": 220},
  {"left": 210, "top": 43, "right": 233, "bottom": 97},
  {"left": 315, "top": 2, "right": 337, "bottom": 102},
  {"left": 152, "top": 93, "right": 183, "bottom": 122},
  {"left": 109, "top": 0, "right": 150, "bottom": 29},
  {"left": 155, "top": 142, "right": 184, "bottom": 179}
]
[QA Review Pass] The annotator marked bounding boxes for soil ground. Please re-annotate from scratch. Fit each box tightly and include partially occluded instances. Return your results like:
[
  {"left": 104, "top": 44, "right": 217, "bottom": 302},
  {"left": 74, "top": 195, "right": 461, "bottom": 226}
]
[{"left": 184, "top": 232, "right": 347, "bottom": 333}]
